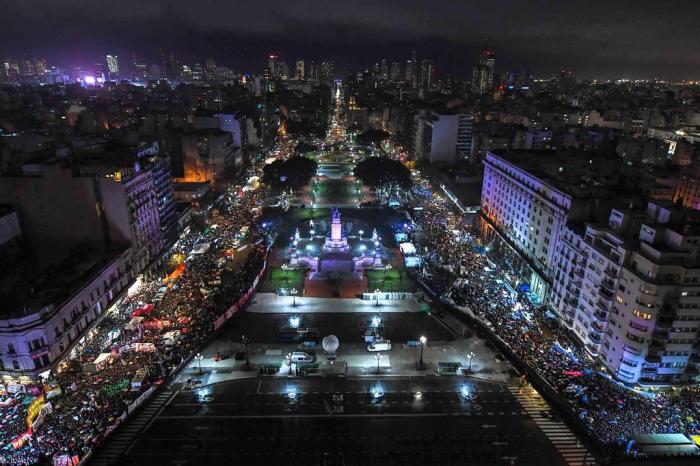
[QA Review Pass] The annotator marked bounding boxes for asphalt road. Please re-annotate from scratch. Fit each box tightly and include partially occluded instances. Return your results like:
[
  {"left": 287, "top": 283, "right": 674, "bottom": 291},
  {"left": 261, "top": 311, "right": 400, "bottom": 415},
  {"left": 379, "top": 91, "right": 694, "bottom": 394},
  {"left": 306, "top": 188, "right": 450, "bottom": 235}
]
[
  {"left": 217, "top": 309, "right": 454, "bottom": 345},
  {"left": 118, "top": 377, "right": 580, "bottom": 465}
]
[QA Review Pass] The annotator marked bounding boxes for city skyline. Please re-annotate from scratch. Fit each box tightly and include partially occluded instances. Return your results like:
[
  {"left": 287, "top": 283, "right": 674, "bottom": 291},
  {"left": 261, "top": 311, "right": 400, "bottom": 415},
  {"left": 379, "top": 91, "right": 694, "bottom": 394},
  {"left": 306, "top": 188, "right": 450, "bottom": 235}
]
[{"left": 2, "top": 0, "right": 700, "bottom": 80}]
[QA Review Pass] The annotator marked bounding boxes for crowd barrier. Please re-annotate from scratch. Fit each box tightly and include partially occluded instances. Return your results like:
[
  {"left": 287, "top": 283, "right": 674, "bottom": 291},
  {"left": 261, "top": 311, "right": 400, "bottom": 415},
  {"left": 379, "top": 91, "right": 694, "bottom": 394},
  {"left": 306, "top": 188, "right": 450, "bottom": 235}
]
[
  {"left": 361, "top": 291, "right": 414, "bottom": 300},
  {"left": 438, "top": 297, "right": 612, "bottom": 462},
  {"left": 85, "top": 242, "right": 272, "bottom": 464}
]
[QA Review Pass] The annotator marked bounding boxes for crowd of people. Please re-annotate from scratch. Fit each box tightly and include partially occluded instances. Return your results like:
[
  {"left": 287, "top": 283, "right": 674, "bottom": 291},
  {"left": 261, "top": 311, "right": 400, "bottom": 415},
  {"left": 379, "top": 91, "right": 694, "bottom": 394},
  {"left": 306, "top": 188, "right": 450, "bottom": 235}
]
[
  {"left": 0, "top": 172, "right": 272, "bottom": 465},
  {"left": 404, "top": 170, "right": 699, "bottom": 453}
]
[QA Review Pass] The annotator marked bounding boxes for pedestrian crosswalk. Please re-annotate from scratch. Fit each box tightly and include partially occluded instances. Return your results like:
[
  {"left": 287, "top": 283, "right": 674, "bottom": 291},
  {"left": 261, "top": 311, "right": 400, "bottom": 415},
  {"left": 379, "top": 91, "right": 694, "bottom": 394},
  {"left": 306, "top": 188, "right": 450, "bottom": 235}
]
[
  {"left": 508, "top": 385, "right": 596, "bottom": 466},
  {"left": 90, "top": 387, "right": 177, "bottom": 466},
  {"left": 435, "top": 312, "right": 470, "bottom": 337}
]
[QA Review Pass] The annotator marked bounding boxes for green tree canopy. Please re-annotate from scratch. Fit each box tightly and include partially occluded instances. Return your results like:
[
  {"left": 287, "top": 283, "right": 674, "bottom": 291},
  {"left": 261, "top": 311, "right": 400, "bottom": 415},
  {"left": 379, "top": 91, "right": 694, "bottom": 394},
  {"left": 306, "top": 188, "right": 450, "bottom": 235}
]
[
  {"left": 355, "top": 129, "right": 390, "bottom": 145},
  {"left": 353, "top": 156, "right": 412, "bottom": 190},
  {"left": 263, "top": 156, "right": 318, "bottom": 191}
]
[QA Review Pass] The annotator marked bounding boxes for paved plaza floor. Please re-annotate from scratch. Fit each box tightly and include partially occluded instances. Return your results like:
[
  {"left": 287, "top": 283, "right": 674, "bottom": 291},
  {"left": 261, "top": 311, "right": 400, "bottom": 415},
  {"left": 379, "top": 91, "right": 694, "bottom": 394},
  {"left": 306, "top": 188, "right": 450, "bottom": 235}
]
[{"left": 247, "top": 293, "right": 424, "bottom": 313}]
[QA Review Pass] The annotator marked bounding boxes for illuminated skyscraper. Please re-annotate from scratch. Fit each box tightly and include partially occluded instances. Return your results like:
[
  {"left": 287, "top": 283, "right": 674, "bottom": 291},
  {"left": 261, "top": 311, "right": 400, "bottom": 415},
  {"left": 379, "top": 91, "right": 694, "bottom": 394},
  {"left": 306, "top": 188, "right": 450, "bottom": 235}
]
[
  {"left": 105, "top": 55, "right": 119, "bottom": 78},
  {"left": 472, "top": 48, "right": 495, "bottom": 95},
  {"left": 420, "top": 58, "right": 435, "bottom": 89},
  {"left": 268, "top": 54, "right": 279, "bottom": 78},
  {"left": 295, "top": 59, "right": 305, "bottom": 80}
]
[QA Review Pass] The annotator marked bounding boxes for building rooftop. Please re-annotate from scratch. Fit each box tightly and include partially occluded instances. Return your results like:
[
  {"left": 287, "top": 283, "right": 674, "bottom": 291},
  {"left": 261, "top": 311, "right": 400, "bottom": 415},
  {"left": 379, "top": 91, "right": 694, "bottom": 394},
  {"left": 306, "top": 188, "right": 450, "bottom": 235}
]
[
  {"left": 489, "top": 149, "right": 633, "bottom": 198},
  {"left": 0, "top": 244, "right": 126, "bottom": 320}
]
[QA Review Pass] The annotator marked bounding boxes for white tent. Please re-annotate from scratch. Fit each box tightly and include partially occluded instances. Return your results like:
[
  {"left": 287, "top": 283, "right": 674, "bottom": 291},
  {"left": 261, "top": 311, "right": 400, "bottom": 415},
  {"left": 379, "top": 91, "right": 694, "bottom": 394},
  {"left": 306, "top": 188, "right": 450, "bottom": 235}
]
[{"left": 399, "top": 242, "right": 417, "bottom": 255}]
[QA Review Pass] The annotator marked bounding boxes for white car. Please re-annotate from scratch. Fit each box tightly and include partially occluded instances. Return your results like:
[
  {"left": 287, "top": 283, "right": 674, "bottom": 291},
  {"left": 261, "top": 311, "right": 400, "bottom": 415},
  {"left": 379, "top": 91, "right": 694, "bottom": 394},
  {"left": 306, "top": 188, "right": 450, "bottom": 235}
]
[
  {"left": 367, "top": 340, "right": 392, "bottom": 352},
  {"left": 290, "top": 352, "right": 314, "bottom": 363}
]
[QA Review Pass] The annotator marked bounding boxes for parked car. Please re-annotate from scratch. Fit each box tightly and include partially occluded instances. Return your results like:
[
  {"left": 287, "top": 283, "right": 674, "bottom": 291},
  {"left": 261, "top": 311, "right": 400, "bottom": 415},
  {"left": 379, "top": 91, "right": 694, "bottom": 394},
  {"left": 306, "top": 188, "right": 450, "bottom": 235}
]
[{"left": 290, "top": 352, "right": 314, "bottom": 363}]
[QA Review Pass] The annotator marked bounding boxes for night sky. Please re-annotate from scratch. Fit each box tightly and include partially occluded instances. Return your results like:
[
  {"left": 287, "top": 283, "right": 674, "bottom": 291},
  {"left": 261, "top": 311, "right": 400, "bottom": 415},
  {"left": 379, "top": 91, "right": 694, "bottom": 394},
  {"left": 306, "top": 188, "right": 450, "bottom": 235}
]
[{"left": 2, "top": 0, "right": 699, "bottom": 80}]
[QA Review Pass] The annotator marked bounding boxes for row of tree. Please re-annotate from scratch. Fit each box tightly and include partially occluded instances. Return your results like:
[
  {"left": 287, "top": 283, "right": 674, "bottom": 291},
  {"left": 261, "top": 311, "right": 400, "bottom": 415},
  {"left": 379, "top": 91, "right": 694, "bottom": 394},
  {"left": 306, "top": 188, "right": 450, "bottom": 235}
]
[{"left": 262, "top": 156, "right": 318, "bottom": 191}]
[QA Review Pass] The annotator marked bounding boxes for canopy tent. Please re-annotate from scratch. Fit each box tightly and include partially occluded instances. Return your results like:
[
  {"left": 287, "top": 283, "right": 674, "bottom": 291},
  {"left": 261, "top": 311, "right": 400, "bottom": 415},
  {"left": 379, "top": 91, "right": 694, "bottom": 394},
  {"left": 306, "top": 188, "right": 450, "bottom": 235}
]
[{"left": 399, "top": 242, "right": 417, "bottom": 255}]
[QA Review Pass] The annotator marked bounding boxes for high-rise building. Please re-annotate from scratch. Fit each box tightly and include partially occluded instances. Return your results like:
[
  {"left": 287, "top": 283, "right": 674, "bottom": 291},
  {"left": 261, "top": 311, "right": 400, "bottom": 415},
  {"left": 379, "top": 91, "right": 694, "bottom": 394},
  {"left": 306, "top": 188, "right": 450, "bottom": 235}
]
[
  {"left": 105, "top": 54, "right": 119, "bottom": 79},
  {"left": 160, "top": 49, "right": 181, "bottom": 80},
  {"left": 413, "top": 111, "right": 475, "bottom": 164},
  {"left": 674, "top": 164, "right": 700, "bottom": 210},
  {"left": 405, "top": 59, "right": 414, "bottom": 83},
  {"left": 420, "top": 58, "right": 435, "bottom": 89},
  {"left": 2, "top": 60, "right": 20, "bottom": 82},
  {"left": 0, "top": 145, "right": 177, "bottom": 380},
  {"left": 389, "top": 61, "right": 401, "bottom": 82},
  {"left": 33, "top": 58, "right": 47, "bottom": 78},
  {"left": 480, "top": 151, "right": 627, "bottom": 301},
  {"left": 380, "top": 58, "right": 389, "bottom": 81},
  {"left": 471, "top": 48, "right": 496, "bottom": 95},
  {"left": 551, "top": 201, "right": 700, "bottom": 384},
  {"left": 320, "top": 59, "right": 334, "bottom": 85},
  {"left": 307, "top": 61, "right": 319, "bottom": 86},
  {"left": 295, "top": 59, "right": 305, "bottom": 80},
  {"left": 20, "top": 58, "right": 35, "bottom": 79},
  {"left": 268, "top": 54, "right": 280, "bottom": 78}
]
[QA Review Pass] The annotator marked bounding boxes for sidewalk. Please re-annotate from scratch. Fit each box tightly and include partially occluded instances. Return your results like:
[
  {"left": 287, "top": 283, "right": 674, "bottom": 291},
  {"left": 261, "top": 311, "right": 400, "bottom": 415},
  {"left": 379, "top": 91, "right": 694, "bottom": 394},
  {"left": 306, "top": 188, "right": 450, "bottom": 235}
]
[
  {"left": 248, "top": 293, "right": 424, "bottom": 313},
  {"left": 177, "top": 338, "right": 512, "bottom": 387}
]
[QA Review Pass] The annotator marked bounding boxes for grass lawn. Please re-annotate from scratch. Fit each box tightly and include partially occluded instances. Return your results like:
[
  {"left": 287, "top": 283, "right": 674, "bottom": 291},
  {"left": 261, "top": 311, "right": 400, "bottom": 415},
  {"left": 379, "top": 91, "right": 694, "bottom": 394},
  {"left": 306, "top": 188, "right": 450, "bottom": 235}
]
[
  {"left": 365, "top": 268, "right": 415, "bottom": 292},
  {"left": 259, "top": 266, "right": 306, "bottom": 293},
  {"left": 310, "top": 179, "right": 362, "bottom": 204}
]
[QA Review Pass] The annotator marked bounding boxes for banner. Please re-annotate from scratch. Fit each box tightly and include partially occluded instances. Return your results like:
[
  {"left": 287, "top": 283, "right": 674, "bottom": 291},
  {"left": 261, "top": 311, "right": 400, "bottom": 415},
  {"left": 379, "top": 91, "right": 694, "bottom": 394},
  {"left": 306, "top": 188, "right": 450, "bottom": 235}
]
[
  {"left": 213, "top": 315, "right": 226, "bottom": 331},
  {"left": 225, "top": 303, "right": 237, "bottom": 320},
  {"left": 26, "top": 394, "right": 46, "bottom": 428},
  {"left": 11, "top": 428, "right": 32, "bottom": 450}
]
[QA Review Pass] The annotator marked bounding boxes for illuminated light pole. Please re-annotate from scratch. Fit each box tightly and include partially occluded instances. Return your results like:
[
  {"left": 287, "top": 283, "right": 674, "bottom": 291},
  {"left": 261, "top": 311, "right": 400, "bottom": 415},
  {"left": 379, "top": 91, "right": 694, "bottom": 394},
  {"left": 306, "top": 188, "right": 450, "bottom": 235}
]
[
  {"left": 195, "top": 353, "right": 203, "bottom": 375},
  {"left": 286, "top": 353, "right": 293, "bottom": 375},
  {"left": 291, "top": 288, "right": 298, "bottom": 307},
  {"left": 466, "top": 351, "right": 475, "bottom": 372},
  {"left": 242, "top": 335, "right": 250, "bottom": 370},
  {"left": 375, "top": 352, "right": 382, "bottom": 374},
  {"left": 418, "top": 336, "right": 427, "bottom": 369}
]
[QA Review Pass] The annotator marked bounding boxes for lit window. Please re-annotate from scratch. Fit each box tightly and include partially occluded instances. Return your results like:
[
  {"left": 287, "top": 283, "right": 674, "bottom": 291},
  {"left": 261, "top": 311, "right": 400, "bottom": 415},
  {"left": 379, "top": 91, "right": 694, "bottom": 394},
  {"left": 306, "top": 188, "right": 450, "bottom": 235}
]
[{"left": 632, "top": 309, "right": 652, "bottom": 320}]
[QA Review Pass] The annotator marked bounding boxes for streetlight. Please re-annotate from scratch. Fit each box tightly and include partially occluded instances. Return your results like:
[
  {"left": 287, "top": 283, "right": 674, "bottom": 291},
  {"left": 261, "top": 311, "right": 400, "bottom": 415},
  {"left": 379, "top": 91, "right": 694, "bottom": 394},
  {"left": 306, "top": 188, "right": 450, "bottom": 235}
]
[
  {"left": 375, "top": 352, "right": 382, "bottom": 374},
  {"left": 375, "top": 288, "right": 381, "bottom": 307},
  {"left": 291, "top": 288, "right": 298, "bottom": 307},
  {"left": 242, "top": 335, "right": 250, "bottom": 370},
  {"left": 286, "top": 353, "right": 293, "bottom": 375},
  {"left": 384, "top": 264, "right": 392, "bottom": 278},
  {"left": 466, "top": 351, "right": 475, "bottom": 372},
  {"left": 195, "top": 353, "right": 203, "bottom": 375},
  {"left": 418, "top": 336, "right": 427, "bottom": 369},
  {"left": 281, "top": 264, "right": 289, "bottom": 286}
]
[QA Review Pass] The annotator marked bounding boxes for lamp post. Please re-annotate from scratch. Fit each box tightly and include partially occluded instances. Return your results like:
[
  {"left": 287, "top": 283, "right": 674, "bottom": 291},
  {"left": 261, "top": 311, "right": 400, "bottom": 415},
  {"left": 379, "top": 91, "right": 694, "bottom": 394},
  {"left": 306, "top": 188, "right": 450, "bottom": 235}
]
[
  {"left": 375, "top": 288, "right": 381, "bottom": 307},
  {"left": 286, "top": 353, "right": 292, "bottom": 375},
  {"left": 195, "top": 353, "right": 203, "bottom": 375},
  {"left": 466, "top": 351, "right": 475, "bottom": 372},
  {"left": 418, "top": 336, "right": 427, "bottom": 369},
  {"left": 375, "top": 352, "right": 382, "bottom": 374},
  {"left": 291, "top": 288, "right": 298, "bottom": 307},
  {"left": 242, "top": 335, "right": 250, "bottom": 370}
]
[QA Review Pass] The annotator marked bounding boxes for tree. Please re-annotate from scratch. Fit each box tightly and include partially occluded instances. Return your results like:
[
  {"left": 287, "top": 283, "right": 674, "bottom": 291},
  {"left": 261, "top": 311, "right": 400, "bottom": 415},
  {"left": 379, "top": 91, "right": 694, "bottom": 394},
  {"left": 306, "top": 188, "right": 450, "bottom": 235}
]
[
  {"left": 354, "top": 157, "right": 412, "bottom": 203},
  {"left": 262, "top": 156, "right": 318, "bottom": 192},
  {"left": 355, "top": 129, "right": 390, "bottom": 146}
]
